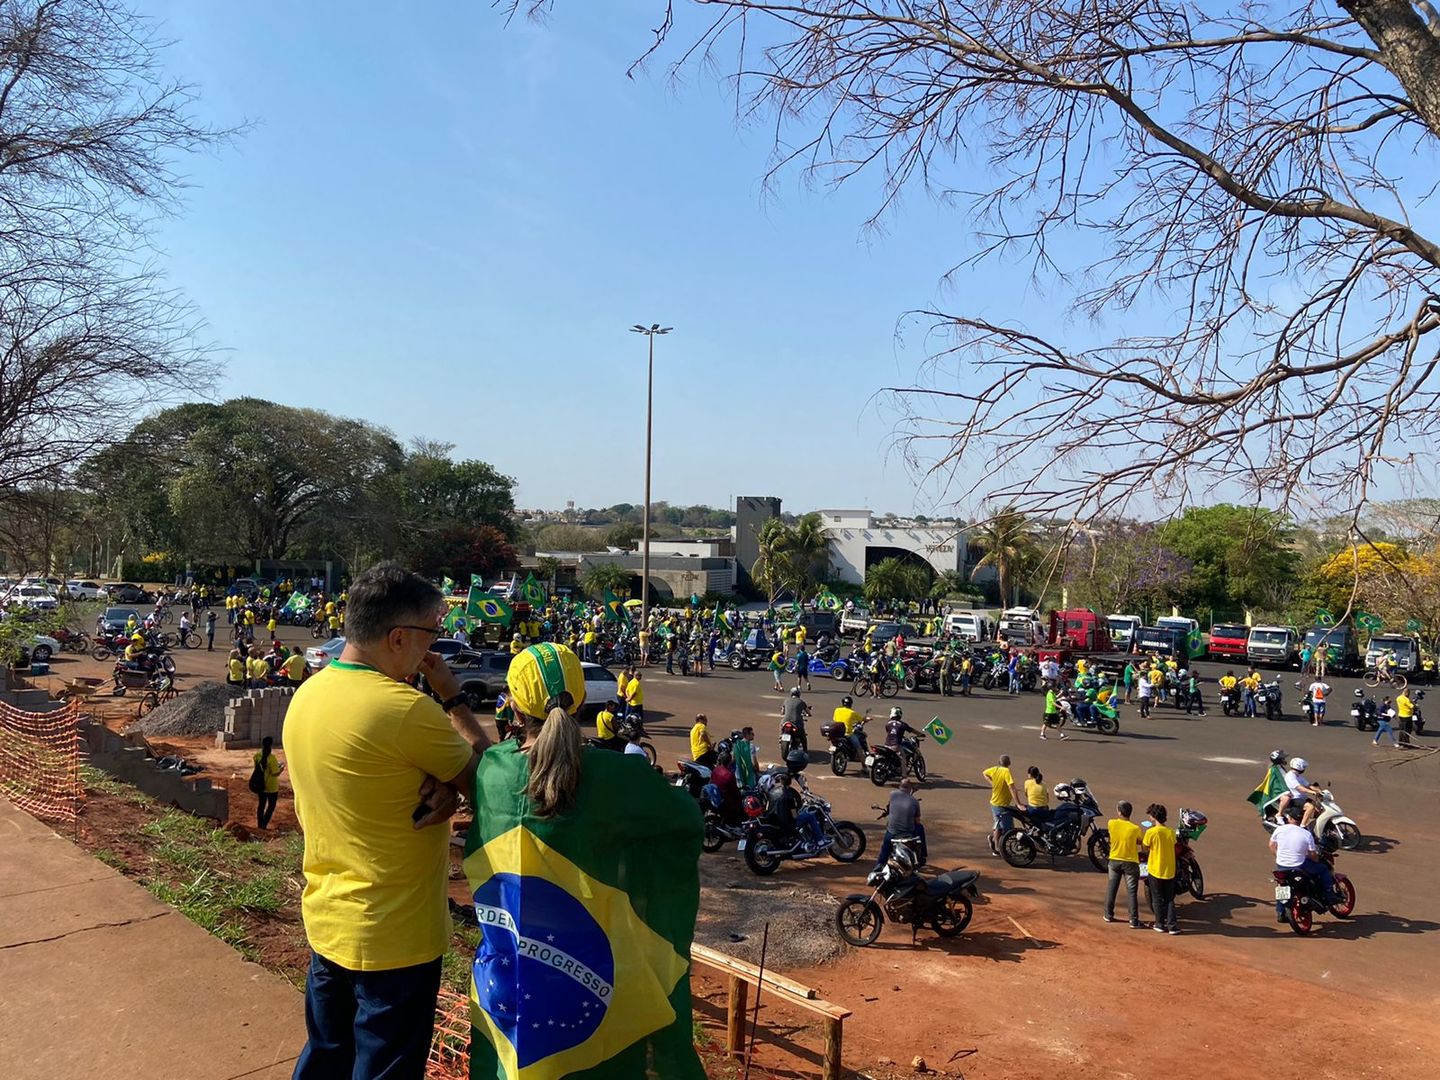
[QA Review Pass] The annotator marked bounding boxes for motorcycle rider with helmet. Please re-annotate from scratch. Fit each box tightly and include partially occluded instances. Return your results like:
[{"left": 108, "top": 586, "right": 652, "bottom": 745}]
[
  {"left": 1269, "top": 803, "right": 1341, "bottom": 922},
  {"left": 831, "top": 695, "right": 869, "bottom": 762},
  {"left": 884, "top": 707, "right": 922, "bottom": 775},
  {"left": 771, "top": 770, "right": 826, "bottom": 852},
  {"left": 1278, "top": 757, "right": 1323, "bottom": 829},
  {"left": 781, "top": 687, "right": 812, "bottom": 752}
]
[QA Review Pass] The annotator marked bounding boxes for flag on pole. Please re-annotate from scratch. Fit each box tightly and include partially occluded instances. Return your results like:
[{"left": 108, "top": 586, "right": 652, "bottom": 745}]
[
  {"left": 443, "top": 602, "right": 467, "bottom": 632},
  {"left": 522, "top": 573, "right": 547, "bottom": 608},
  {"left": 442, "top": 576, "right": 456, "bottom": 596},
  {"left": 282, "top": 593, "right": 311, "bottom": 615},
  {"left": 1246, "top": 766, "right": 1288, "bottom": 816},
  {"left": 472, "top": 574, "right": 485, "bottom": 588},
  {"left": 469, "top": 588, "right": 513, "bottom": 625},
  {"left": 602, "top": 590, "right": 629, "bottom": 624},
  {"left": 463, "top": 744, "right": 705, "bottom": 1080},
  {"left": 815, "top": 588, "right": 841, "bottom": 612},
  {"left": 924, "top": 717, "right": 953, "bottom": 745}
]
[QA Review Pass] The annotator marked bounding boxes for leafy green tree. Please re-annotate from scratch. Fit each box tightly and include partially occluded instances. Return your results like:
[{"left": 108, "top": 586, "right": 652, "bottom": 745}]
[
  {"left": 864, "top": 557, "right": 932, "bottom": 605},
  {"left": 603, "top": 523, "right": 643, "bottom": 549},
  {"left": 411, "top": 526, "right": 518, "bottom": 583},
  {"left": 1062, "top": 524, "right": 1193, "bottom": 618},
  {"left": 581, "top": 562, "right": 629, "bottom": 599},
  {"left": 1156, "top": 506, "right": 1296, "bottom": 614},
  {"left": 535, "top": 524, "right": 607, "bottom": 552}
]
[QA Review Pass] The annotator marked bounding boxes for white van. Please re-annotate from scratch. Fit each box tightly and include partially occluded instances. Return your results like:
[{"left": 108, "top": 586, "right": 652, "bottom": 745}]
[
  {"left": 944, "top": 611, "right": 993, "bottom": 642},
  {"left": 1107, "top": 614, "right": 1142, "bottom": 648}
]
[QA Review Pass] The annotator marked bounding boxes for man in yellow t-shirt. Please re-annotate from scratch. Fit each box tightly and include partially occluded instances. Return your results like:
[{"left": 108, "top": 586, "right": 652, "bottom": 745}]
[
  {"left": 595, "top": 700, "right": 620, "bottom": 746},
  {"left": 285, "top": 564, "right": 488, "bottom": 1077},
  {"left": 246, "top": 654, "right": 270, "bottom": 688},
  {"left": 690, "top": 713, "right": 715, "bottom": 766},
  {"left": 226, "top": 650, "right": 246, "bottom": 687},
  {"left": 281, "top": 650, "right": 307, "bottom": 686},
  {"left": 1102, "top": 800, "right": 1145, "bottom": 926},
  {"left": 1141, "top": 806, "right": 1179, "bottom": 933},
  {"left": 624, "top": 672, "right": 645, "bottom": 720},
  {"left": 831, "top": 697, "right": 867, "bottom": 760},
  {"left": 982, "top": 754, "right": 1022, "bottom": 855},
  {"left": 1396, "top": 691, "right": 1416, "bottom": 739}
]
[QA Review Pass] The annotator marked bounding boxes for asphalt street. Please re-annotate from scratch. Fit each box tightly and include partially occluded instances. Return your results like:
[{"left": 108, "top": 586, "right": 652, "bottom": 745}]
[{"left": 632, "top": 658, "right": 1440, "bottom": 998}]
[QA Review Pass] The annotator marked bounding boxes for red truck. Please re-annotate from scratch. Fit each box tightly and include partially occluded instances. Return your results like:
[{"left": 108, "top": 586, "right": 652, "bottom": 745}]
[
  {"left": 1030, "top": 609, "right": 1131, "bottom": 675},
  {"left": 1207, "top": 622, "right": 1249, "bottom": 661}
]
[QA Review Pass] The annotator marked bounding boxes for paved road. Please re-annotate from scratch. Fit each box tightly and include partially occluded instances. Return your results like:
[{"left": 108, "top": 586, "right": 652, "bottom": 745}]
[{"left": 632, "top": 658, "right": 1440, "bottom": 999}]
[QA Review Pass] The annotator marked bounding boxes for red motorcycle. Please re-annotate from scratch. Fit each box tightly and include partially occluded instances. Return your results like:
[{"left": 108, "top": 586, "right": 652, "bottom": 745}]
[{"left": 1273, "top": 847, "right": 1356, "bottom": 934}]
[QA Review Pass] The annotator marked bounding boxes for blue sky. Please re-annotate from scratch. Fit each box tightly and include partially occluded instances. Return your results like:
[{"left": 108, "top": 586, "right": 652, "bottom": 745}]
[{"left": 135, "top": 0, "right": 1054, "bottom": 516}]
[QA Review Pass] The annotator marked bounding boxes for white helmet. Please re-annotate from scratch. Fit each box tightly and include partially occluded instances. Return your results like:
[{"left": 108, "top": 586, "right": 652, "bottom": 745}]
[
  {"left": 889, "top": 707, "right": 903, "bottom": 720},
  {"left": 1288, "top": 757, "right": 1308, "bottom": 773}
]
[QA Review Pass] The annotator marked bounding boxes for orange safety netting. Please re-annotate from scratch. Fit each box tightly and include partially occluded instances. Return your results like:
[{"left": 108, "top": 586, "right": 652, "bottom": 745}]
[
  {"left": 428, "top": 985, "right": 472, "bottom": 1079},
  {"left": 0, "top": 698, "right": 85, "bottom": 822}
]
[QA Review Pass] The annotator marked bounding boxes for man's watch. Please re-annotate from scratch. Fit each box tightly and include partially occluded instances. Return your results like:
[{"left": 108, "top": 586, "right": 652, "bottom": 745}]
[{"left": 440, "top": 693, "right": 469, "bottom": 713}]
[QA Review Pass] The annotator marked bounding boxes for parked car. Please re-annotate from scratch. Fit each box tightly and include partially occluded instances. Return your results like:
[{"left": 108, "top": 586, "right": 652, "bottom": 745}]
[
  {"left": 65, "top": 580, "right": 106, "bottom": 601},
  {"left": 793, "top": 611, "right": 839, "bottom": 640},
  {"left": 23, "top": 634, "right": 62, "bottom": 664},
  {"left": 98, "top": 607, "right": 141, "bottom": 634},
  {"left": 231, "top": 578, "right": 261, "bottom": 599},
  {"left": 578, "top": 662, "right": 619, "bottom": 722},
  {"left": 1303, "top": 624, "right": 1362, "bottom": 674},
  {"left": 1365, "top": 633, "right": 1421, "bottom": 675},
  {"left": 1207, "top": 623, "right": 1250, "bottom": 661},
  {"left": 305, "top": 635, "right": 346, "bottom": 672},
  {"left": 868, "top": 622, "right": 919, "bottom": 649},
  {"left": 448, "top": 650, "right": 514, "bottom": 707},
  {"left": 107, "top": 583, "right": 154, "bottom": 604},
  {"left": 1247, "top": 625, "right": 1299, "bottom": 668},
  {"left": 429, "top": 638, "right": 470, "bottom": 661},
  {"left": 945, "top": 610, "right": 995, "bottom": 642},
  {"left": 8, "top": 585, "right": 60, "bottom": 611}
]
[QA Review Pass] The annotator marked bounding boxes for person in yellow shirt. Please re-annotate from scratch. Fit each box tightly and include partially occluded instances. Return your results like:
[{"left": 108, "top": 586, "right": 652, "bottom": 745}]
[
  {"left": 226, "top": 649, "right": 246, "bottom": 688},
  {"left": 285, "top": 564, "right": 487, "bottom": 1076},
  {"left": 252, "top": 736, "right": 284, "bottom": 829},
  {"left": 1140, "top": 803, "right": 1179, "bottom": 933},
  {"left": 508, "top": 632, "right": 524, "bottom": 656},
  {"left": 595, "top": 699, "right": 621, "bottom": 747},
  {"left": 616, "top": 666, "right": 631, "bottom": 705},
  {"left": 794, "top": 624, "right": 807, "bottom": 649},
  {"left": 1024, "top": 766, "right": 1049, "bottom": 811},
  {"left": 831, "top": 695, "right": 868, "bottom": 761},
  {"left": 689, "top": 713, "right": 715, "bottom": 766},
  {"left": 624, "top": 671, "right": 644, "bottom": 720},
  {"left": 1395, "top": 690, "right": 1417, "bottom": 742},
  {"left": 281, "top": 650, "right": 307, "bottom": 686},
  {"left": 246, "top": 653, "right": 270, "bottom": 688},
  {"left": 582, "top": 627, "right": 597, "bottom": 662},
  {"left": 982, "top": 754, "right": 1023, "bottom": 855},
  {"left": 1102, "top": 801, "right": 1144, "bottom": 927}
]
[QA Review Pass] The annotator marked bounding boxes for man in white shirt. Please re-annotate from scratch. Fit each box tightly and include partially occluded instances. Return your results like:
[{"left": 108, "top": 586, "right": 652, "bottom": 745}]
[
  {"left": 1269, "top": 805, "right": 1338, "bottom": 922},
  {"left": 1306, "top": 680, "right": 1331, "bottom": 726},
  {"left": 1280, "top": 757, "right": 1322, "bottom": 828},
  {"left": 452, "top": 624, "right": 469, "bottom": 647}
]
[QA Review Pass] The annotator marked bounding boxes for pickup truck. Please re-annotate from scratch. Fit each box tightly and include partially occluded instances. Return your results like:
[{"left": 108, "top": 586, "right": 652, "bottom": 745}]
[{"left": 840, "top": 608, "right": 872, "bottom": 636}]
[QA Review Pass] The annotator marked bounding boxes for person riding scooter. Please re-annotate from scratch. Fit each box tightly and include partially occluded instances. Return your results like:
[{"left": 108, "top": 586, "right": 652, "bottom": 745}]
[
  {"left": 1277, "top": 757, "right": 1323, "bottom": 829},
  {"left": 884, "top": 707, "right": 922, "bottom": 774},
  {"left": 781, "top": 687, "right": 811, "bottom": 752},
  {"left": 831, "top": 695, "right": 869, "bottom": 762}
]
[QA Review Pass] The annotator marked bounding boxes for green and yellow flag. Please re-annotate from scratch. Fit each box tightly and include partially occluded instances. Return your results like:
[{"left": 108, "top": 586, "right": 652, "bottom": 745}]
[
  {"left": 464, "top": 745, "right": 705, "bottom": 1080},
  {"left": 815, "top": 587, "right": 841, "bottom": 612},
  {"left": 442, "top": 576, "right": 456, "bottom": 596},
  {"left": 522, "top": 573, "right": 547, "bottom": 608},
  {"left": 924, "top": 716, "right": 953, "bottom": 745},
  {"left": 470, "top": 588, "right": 514, "bottom": 625},
  {"left": 1246, "top": 765, "right": 1288, "bottom": 816},
  {"left": 602, "top": 589, "right": 628, "bottom": 625}
]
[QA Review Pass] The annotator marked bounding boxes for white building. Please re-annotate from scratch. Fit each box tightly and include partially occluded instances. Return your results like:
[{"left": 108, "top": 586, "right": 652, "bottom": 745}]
[{"left": 819, "top": 509, "right": 972, "bottom": 585}]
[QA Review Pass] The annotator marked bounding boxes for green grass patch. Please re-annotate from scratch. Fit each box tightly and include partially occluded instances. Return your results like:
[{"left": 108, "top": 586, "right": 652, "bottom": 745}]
[
  {"left": 91, "top": 848, "right": 126, "bottom": 870},
  {"left": 442, "top": 924, "right": 482, "bottom": 994}
]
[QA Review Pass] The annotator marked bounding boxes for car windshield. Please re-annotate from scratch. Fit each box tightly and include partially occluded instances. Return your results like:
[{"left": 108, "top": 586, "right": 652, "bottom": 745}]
[
  {"left": 1250, "top": 629, "right": 1289, "bottom": 644},
  {"left": 1370, "top": 637, "right": 1413, "bottom": 657},
  {"left": 1305, "top": 628, "right": 1350, "bottom": 648},
  {"left": 104, "top": 608, "right": 137, "bottom": 621},
  {"left": 1212, "top": 625, "right": 1247, "bottom": 638}
]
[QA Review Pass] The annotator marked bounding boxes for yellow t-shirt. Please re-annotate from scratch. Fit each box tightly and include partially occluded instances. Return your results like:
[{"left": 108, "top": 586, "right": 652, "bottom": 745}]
[
  {"left": 690, "top": 723, "right": 713, "bottom": 761},
  {"left": 1219, "top": 676, "right": 1238, "bottom": 690},
  {"left": 285, "top": 661, "right": 474, "bottom": 971},
  {"left": 228, "top": 657, "right": 245, "bottom": 682},
  {"left": 1397, "top": 694, "right": 1415, "bottom": 718},
  {"left": 247, "top": 657, "right": 270, "bottom": 682},
  {"left": 596, "top": 709, "right": 617, "bottom": 740},
  {"left": 832, "top": 706, "right": 864, "bottom": 735},
  {"left": 282, "top": 653, "right": 307, "bottom": 682},
  {"left": 626, "top": 679, "right": 644, "bottom": 707},
  {"left": 983, "top": 765, "right": 1015, "bottom": 807},
  {"left": 252, "top": 751, "right": 282, "bottom": 794},
  {"left": 616, "top": 672, "right": 630, "bottom": 701},
  {"left": 1107, "top": 818, "right": 1143, "bottom": 863},
  {"left": 1148, "top": 668, "right": 1164, "bottom": 686},
  {"left": 1024, "top": 779, "right": 1049, "bottom": 808},
  {"left": 795, "top": 627, "right": 807, "bottom": 645},
  {"left": 1143, "top": 824, "right": 1177, "bottom": 880},
  {"left": 267, "top": 618, "right": 278, "bottom": 633},
  {"left": 243, "top": 609, "right": 256, "bottom": 626}
]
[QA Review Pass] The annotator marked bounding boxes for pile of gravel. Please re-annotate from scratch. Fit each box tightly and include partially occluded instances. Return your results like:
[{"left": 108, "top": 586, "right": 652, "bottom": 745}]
[
  {"left": 134, "top": 680, "right": 236, "bottom": 737},
  {"left": 695, "top": 859, "right": 845, "bottom": 969}
]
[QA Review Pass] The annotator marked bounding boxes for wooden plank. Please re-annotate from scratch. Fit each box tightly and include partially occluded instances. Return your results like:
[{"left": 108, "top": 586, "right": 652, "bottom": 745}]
[
  {"left": 725, "top": 974, "right": 747, "bottom": 1054},
  {"left": 691, "top": 942, "right": 819, "bottom": 999}
]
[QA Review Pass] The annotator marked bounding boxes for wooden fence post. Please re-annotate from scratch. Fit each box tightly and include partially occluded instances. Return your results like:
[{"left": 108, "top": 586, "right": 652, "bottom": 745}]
[
  {"left": 823, "top": 1016, "right": 843, "bottom": 1080},
  {"left": 725, "top": 974, "right": 748, "bottom": 1055}
]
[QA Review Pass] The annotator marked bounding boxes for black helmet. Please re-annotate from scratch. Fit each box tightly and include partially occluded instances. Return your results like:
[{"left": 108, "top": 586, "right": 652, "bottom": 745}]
[
  {"left": 841, "top": 695, "right": 853, "bottom": 707},
  {"left": 784, "top": 748, "right": 809, "bottom": 773},
  {"left": 1269, "top": 748, "right": 1287, "bottom": 765}
]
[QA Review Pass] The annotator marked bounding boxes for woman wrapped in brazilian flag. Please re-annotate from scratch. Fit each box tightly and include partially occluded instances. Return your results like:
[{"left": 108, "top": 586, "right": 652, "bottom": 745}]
[{"left": 464, "top": 642, "right": 704, "bottom": 1080}]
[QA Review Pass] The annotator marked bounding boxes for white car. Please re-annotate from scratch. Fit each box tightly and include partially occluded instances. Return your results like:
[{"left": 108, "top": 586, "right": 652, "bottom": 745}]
[
  {"left": 27, "top": 634, "right": 61, "bottom": 663},
  {"left": 8, "top": 585, "right": 59, "bottom": 611},
  {"left": 306, "top": 636, "right": 346, "bottom": 672},
  {"left": 65, "top": 579, "right": 106, "bottom": 601}
]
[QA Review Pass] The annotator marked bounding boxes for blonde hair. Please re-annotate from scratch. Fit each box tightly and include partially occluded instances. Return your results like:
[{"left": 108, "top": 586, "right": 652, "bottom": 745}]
[{"left": 525, "top": 706, "right": 584, "bottom": 818}]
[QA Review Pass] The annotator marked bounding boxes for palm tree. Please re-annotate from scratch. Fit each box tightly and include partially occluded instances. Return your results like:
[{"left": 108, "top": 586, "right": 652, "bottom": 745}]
[
  {"left": 752, "top": 517, "right": 793, "bottom": 604},
  {"left": 864, "top": 557, "right": 932, "bottom": 607},
  {"left": 581, "top": 562, "right": 629, "bottom": 600},
  {"left": 788, "top": 512, "right": 831, "bottom": 597},
  {"left": 971, "top": 504, "right": 1038, "bottom": 606}
]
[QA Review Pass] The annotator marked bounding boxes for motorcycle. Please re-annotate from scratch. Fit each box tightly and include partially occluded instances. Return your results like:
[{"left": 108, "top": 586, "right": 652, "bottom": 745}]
[
  {"left": 585, "top": 714, "right": 657, "bottom": 766},
  {"left": 1273, "top": 847, "right": 1356, "bottom": 934},
  {"left": 738, "top": 763, "right": 866, "bottom": 875},
  {"left": 866, "top": 732, "right": 928, "bottom": 787},
  {"left": 1261, "top": 786, "right": 1361, "bottom": 850},
  {"left": 1261, "top": 680, "right": 1284, "bottom": 720},
  {"left": 1299, "top": 688, "right": 1314, "bottom": 724},
  {"left": 786, "top": 653, "right": 855, "bottom": 681},
  {"left": 1054, "top": 693, "right": 1120, "bottom": 735},
  {"left": 1219, "top": 686, "right": 1238, "bottom": 716},
  {"left": 51, "top": 626, "right": 93, "bottom": 654},
  {"left": 1001, "top": 779, "right": 1107, "bottom": 869},
  {"left": 778, "top": 717, "right": 808, "bottom": 760},
  {"left": 821, "top": 716, "right": 870, "bottom": 777},
  {"left": 834, "top": 836, "right": 982, "bottom": 946}
]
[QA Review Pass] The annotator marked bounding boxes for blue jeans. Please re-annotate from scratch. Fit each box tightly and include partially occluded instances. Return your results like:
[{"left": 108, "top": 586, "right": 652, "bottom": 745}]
[
  {"left": 294, "top": 951, "right": 442, "bottom": 1080},
  {"left": 796, "top": 810, "right": 823, "bottom": 844},
  {"left": 1243, "top": 691, "right": 1256, "bottom": 717},
  {"left": 871, "top": 824, "right": 927, "bottom": 872},
  {"left": 1274, "top": 859, "right": 1337, "bottom": 917},
  {"left": 1008, "top": 671, "right": 1020, "bottom": 693}
]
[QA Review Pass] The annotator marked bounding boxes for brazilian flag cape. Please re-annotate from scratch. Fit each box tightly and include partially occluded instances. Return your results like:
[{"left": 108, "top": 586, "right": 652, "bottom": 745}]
[{"left": 464, "top": 744, "right": 705, "bottom": 1080}]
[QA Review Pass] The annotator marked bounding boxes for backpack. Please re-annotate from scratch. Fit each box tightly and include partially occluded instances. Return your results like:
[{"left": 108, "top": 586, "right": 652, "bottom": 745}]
[{"left": 247, "top": 757, "right": 265, "bottom": 795}]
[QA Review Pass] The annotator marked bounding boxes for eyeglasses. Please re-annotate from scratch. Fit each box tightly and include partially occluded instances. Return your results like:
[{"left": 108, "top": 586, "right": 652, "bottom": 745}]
[{"left": 392, "top": 624, "right": 442, "bottom": 638}]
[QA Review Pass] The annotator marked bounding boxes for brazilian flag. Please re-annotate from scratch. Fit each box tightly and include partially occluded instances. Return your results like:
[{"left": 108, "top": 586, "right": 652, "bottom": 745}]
[
  {"left": 442, "top": 576, "right": 456, "bottom": 596},
  {"left": 1246, "top": 765, "right": 1288, "bottom": 816},
  {"left": 522, "top": 573, "right": 548, "bottom": 608},
  {"left": 924, "top": 716, "right": 953, "bottom": 745},
  {"left": 464, "top": 745, "right": 705, "bottom": 1080},
  {"left": 470, "top": 588, "right": 514, "bottom": 625},
  {"left": 602, "top": 589, "right": 629, "bottom": 625}
]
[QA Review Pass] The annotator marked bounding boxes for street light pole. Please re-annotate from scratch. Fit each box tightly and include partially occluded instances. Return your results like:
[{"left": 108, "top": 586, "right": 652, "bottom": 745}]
[{"left": 630, "top": 323, "right": 671, "bottom": 645}]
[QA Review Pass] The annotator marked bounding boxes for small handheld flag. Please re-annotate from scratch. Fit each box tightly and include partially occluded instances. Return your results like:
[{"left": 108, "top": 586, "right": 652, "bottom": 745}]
[{"left": 924, "top": 717, "right": 953, "bottom": 745}]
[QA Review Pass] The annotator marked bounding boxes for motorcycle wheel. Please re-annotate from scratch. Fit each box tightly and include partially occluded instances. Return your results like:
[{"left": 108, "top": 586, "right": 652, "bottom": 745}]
[
  {"left": 636, "top": 741, "right": 657, "bottom": 767},
  {"left": 701, "top": 815, "right": 725, "bottom": 854},
  {"left": 1098, "top": 715, "right": 1119, "bottom": 735},
  {"left": 835, "top": 898, "right": 884, "bottom": 947},
  {"left": 1185, "top": 858, "right": 1206, "bottom": 901},
  {"left": 1222, "top": 702, "right": 1233, "bottom": 716},
  {"left": 828, "top": 822, "right": 866, "bottom": 863},
  {"left": 902, "top": 674, "right": 917, "bottom": 692},
  {"left": 730, "top": 654, "right": 743, "bottom": 670},
  {"left": 1087, "top": 831, "right": 1110, "bottom": 872},
  {"left": 880, "top": 677, "right": 900, "bottom": 699},
  {"left": 743, "top": 836, "right": 782, "bottom": 876},
  {"left": 869, "top": 757, "right": 895, "bottom": 787},
  {"left": 1328, "top": 875, "right": 1356, "bottom": 918},
  {"left": 910, "top": 751, "right": 927, "bottom": 783},
  {"left": 1332, "top": 821, "right": 1362, "bottom": 851},
  {"left": 831, "top": 664, "right": 849, "bottom": 681},
  {"left": 931, "top": 895, "right": 974, "bottom": 937},
  {"left": 1285, "top": 896, "right": 1313, "bottom": 935},
  {"left": 1000, "top": 830, "right": 1037, "bottom": 868},
  {"left": 91, "top": 645, "right": 111, "bottom": 661},
  {"left": 830, "top": 749, "right": 849, "bottom": 777}
]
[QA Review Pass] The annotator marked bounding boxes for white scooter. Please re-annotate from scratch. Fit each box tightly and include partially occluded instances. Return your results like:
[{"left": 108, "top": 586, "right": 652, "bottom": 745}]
[{"left": 1262, "top": 786, "right": 1361, "bottom": 850}]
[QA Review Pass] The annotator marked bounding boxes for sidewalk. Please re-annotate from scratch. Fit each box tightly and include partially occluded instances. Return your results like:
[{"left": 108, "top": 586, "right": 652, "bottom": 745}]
[{"left": 0, "top": 797, "right": 306, "bottom": 1080}]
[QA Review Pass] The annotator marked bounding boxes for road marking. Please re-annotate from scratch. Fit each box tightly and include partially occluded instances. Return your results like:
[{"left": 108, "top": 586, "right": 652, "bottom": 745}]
[
  {"left": 981, "top": 724, "right": 1004, "bottom": 731},
  {"left": 1203, "top": 756, "right": 1261, "bottom": 765}
]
